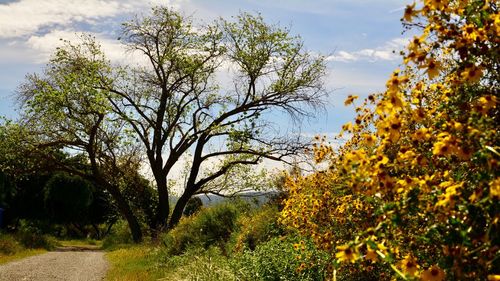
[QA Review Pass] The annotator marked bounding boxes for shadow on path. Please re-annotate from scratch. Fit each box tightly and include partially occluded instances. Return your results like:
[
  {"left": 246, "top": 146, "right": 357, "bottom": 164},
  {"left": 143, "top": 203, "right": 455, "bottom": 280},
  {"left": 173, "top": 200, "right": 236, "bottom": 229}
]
[{"left": 53, "top": 245, "right": 102, "bottom": 252}]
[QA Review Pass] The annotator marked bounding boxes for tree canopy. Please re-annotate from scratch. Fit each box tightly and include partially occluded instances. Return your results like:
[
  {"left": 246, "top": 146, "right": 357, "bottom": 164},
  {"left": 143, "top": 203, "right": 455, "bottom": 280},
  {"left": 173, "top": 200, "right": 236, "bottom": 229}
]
[{"left": 16, "top": 7, "right": 327, "bottom": 238}]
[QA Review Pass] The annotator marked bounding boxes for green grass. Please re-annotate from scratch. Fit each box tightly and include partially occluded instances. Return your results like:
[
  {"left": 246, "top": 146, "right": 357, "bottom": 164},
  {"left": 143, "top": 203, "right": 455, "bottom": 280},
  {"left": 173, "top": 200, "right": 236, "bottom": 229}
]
[
  {"left": 105, "top": 244, "right": 238, "bottom": 281},
  {"left": 160, "top": 247, "right": 237, "bottom": 281},
  {"left": 105, "top": 245, "right": 167, "bottom": 281},
  {"left": 0, "top": 249, "right": 47, "bottom": 265},
  {"left": 104, "top": 202, "right": 319, "bottom": 281}
]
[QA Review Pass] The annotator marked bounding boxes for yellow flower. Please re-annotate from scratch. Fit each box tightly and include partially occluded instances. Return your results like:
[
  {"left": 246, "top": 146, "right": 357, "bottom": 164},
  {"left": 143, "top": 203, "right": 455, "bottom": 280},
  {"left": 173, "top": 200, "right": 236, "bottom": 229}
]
[
  {"left": 436, "top": 182, "right": 461, "bottom": 208},
  {"left": 492, "top": 13, "right": 500, "bottom": 36},
  {"left": 296, "top": 263, "right": 307, "bottom": 273},
  {"left": 425, "top": 0, "right": 447, "bottom": 11},
  {"left": 421, "top": 265, "right": 445, "bottom": 281},
  {"left": 462, "top": 24, "right": 480, "bottom": 41},
  {"left": 403, "top": 2, "right": 418, "bottom": 22},
  {"left": 342, "top": 122, "right": 353, "bottom": 132},
  {"left": 344, "top": 94, "right": 359, "bottom": 106},
  {"left": 400, "top": 255, "right": 419, "bottom": 276},
  {"left": 387, "top": 91, "right": 405, "bottom": 109},
  {"left": 425, "top": 58, "right": 441, "bottom": 80},
  {"left": 378, "top": 116, "right": 403, "bottom": 142},
  {"left": 408, "top": 35, "right": 426, "bottom": 53},
  {"left": 362, "top": 133, "right": 377, "bottom": 146},
  {"left": 365, "top": 249, "right": 378, "bottom": 262},
  {"left": 413, "top": 127, "right": 431, "bottom": 142},
  {"left": 488, "top": 275, "right": 500, "bottom": 281},
  {"left": 412, "top": 108, "right": 427, "bottom": 122},
  {"left": 460, "top": 65, "right": 483, "bottom": 83},
  {"left": 432, "top": 133, "right": 455, "bottom": 157},
  {"left": 335, "top": 244, "right": 359, "bottom": 263},
  {"left": 490, "top": 177, "right": 500, "bottom": 199},
  {"left": 475, "top": 95, "right": 498, "bottom": 114},
  {"left": 386, "top": 71, "right": 408, "bottom": 92}
]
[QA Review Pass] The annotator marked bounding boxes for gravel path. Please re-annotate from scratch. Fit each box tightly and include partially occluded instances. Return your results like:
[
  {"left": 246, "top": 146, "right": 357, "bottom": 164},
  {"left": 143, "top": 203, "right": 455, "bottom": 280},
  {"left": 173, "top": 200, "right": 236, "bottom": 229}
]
[{"left": 0, "top": 247, "right": 108, "bottom": 281}]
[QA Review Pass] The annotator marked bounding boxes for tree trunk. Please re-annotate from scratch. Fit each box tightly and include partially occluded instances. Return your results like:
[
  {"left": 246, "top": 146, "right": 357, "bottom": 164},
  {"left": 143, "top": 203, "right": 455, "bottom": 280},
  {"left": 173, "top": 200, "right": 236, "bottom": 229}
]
[
  {"left": 168, "top": 189, "right": 193, "bottom": 229},
  {"left": 153, "top": 171, "right": 170, "bottom": 232},
  {"left": 105, "top": 183, "right": 143, "bottom": 243},
  {"left": 92, "top": 223, "right": 101, "bottom": 240},
  {"left": 104, "top": 218, "right": 117, "bottom": 237},
  {"left": 168, "top": 139, "right": 205, "bottom": 229}
]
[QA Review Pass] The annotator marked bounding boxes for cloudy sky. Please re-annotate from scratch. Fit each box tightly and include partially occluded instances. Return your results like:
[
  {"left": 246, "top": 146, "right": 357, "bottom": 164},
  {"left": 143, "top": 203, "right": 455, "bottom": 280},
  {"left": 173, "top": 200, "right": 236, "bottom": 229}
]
[{"left": 0, "top": 0, "right": 412, "bottom": 136}]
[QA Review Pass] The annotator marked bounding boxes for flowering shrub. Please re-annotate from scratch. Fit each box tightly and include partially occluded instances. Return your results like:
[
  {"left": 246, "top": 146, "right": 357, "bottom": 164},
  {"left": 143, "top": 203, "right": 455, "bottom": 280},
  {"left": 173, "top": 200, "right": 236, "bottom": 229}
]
[{"left": 281, "top": 1, "right": 499, "bottom": 280}]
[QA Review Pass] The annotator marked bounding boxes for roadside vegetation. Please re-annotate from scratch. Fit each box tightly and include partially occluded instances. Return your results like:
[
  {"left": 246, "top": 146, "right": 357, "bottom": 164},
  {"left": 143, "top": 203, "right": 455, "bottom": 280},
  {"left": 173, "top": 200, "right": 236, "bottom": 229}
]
[
  {"left": 0, "top": 231, "right": 54, "bottom": 265},
  {"left": 0, "top": 1, "right": 497, "bottom": 280},
  {"left": 104, "top": 199, "right": 330, "bottom": 281}
]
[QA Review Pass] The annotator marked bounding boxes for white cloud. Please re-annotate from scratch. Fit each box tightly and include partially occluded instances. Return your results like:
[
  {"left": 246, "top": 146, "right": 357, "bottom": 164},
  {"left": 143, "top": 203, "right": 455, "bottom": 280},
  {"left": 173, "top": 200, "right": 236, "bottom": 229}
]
[
  {"left": 0, "top": 0, "right": 122, "bottom": 38},
  {"left": 0, "top": 0, "right": 190, "bottom": 66},
  {"left": 0, "top": 0, "right": 186, "bottom": 38},
  {"left": 25, "top": 29, "right": 133, "bottom": 64},
  {"left": 326, "top": 37, "right": 409, "bottom": 62}
]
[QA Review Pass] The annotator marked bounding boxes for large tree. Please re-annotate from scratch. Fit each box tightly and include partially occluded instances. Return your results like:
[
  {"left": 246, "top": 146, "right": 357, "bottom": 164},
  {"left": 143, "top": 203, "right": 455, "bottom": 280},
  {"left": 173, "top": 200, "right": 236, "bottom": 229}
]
[
  {"left": 17, "top": 39, "right": 144, "bottom": 241},
  {"left": 112, "top": 9, "right": 327, "bottom": 231},
  {"left": 18, "top": 7, "right": 327, "bottom": 235}
]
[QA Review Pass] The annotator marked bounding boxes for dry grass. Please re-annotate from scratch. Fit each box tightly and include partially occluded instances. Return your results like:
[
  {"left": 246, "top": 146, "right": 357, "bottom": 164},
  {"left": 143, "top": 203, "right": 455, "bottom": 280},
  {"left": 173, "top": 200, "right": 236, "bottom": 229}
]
[{"left": 0, "top": 249, "right": 47, "bottom": 265}]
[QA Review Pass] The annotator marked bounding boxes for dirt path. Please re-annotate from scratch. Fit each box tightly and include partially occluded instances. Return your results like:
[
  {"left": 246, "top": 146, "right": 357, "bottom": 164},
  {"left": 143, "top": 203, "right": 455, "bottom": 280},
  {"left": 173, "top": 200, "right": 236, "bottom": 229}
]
[{"left": 0, "top": 246, "right": 108, "bottom": 281}]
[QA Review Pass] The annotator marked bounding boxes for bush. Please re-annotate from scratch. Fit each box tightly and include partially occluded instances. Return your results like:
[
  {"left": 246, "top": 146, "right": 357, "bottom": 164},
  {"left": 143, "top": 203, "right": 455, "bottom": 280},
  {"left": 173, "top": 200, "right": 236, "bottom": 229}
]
[
  {"left": 280, "top": 1, "right": 499, "bottom": 279},
  {"left": 162, "top": 246, "right": 237, "bottom": 281},
  {"left": 16, "top": 232, "right": 55, "bottom": 250},
  {"left": 102, "top": 220, "right": 133, "bottom": 250},
  {"left": 15, "top": 221, "right": 56, "bottom": 250},
  {"left": 183, "top": 196, "right": 203, "bottom": 217},
  {"left": 232, "top": 236, "right": 329, "bottom": 281},
  {"left": 44, "top": 173, "right": 93, "bottom": 224},
  {"left": 0, "top": 234, "right": 22, "bottom": 254},
  {"left": 233, "top": 204, "right": 284, "bottom": 251},
  {"left": 163, "top": 201, "right": 244, "bottom": 255}
]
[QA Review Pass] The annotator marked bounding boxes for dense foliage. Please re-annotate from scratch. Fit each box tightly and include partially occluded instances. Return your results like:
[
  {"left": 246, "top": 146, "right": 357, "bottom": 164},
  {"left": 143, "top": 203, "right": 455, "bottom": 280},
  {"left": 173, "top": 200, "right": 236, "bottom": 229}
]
[
  {"left": 282, "top": 0, "right": 499, "bottom": 280},
  {"left": 12, "top": 8, "right": 327, "bottom": 239}
]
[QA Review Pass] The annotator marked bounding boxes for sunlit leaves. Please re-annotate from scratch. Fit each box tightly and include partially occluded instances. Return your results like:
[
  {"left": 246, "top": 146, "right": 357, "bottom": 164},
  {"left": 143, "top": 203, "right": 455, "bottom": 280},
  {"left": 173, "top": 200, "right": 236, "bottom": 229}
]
[{"left": 281, "top": 0, "right": 499, "bottom": 280}]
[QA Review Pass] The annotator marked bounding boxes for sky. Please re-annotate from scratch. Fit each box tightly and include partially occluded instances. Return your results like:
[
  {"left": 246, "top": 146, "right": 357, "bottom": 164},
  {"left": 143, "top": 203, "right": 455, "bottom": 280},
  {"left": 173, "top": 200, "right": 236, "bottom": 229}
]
[{"left": 0, "top": 0, "right": 413, "bottom": 137}]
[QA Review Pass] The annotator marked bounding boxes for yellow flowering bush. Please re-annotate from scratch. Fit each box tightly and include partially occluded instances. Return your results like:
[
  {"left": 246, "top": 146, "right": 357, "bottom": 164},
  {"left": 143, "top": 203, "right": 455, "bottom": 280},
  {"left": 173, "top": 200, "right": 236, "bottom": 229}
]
[{"left": 281, "top": 0, "right": 499, "bottom": 280}]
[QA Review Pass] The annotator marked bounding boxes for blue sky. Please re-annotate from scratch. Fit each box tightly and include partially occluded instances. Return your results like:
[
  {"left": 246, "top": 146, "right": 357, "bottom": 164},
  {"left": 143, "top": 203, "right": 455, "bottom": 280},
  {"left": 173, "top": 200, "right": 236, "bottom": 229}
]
[{"left": 0, "top": 0, "right": 412, "bottom": 136}]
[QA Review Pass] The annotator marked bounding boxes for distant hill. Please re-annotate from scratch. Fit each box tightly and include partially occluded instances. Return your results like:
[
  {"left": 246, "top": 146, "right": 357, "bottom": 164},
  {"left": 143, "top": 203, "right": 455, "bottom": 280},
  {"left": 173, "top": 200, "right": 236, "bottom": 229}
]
[{"left": 170, "top": 191, "right": 280, "bottom": 207}]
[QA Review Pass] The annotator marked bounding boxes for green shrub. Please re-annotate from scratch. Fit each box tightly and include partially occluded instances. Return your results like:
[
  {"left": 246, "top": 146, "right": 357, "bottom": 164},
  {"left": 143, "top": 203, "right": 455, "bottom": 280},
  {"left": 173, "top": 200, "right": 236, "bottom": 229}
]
[
  {"left": 232, "top": 236, "right": 329, "bottom": 281},
  {"left": 163, "top": 202, "right": 244, "bottom": 255},
  {"left": 183, "top": 196, "right": 203, "bottom": 217},
  {"left": 161, "top": 246, "right": 237, "bottom": 281},
  {"left": 15, "top": 232, "right": 56, "bottom": 250},
  {"left": 0, "top": 234, "right": 22, "bottom": 254},
  {"left": 44, "top": 173, "right": 93, "bottom": 224},
  {"left": 15, "top": 221, "right": 56, "bottom": 250},
  {"left": 233, "top": 204, "right": 285, "bottom": 251},
  {"left": 102, "top": 220, "right": 133, "bottom": 250}
]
